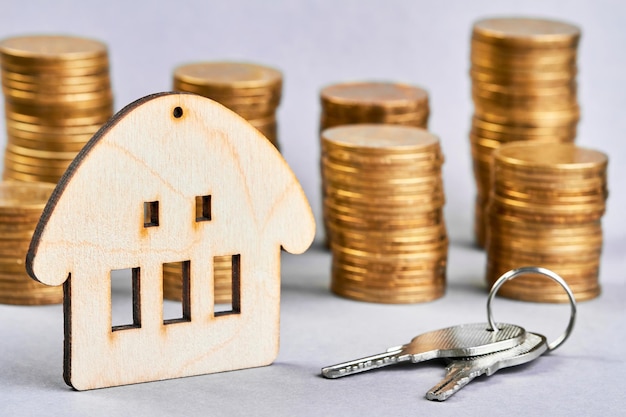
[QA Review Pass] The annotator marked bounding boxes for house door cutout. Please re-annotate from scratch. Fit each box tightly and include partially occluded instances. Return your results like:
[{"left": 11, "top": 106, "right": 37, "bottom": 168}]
[
  {"left": 110, "top": 267, "right": 141, "bottom": 331},
  {"left": 162, "top": 261, "right": 191, "bottom": 324},
  {"left": 214, "top": 254, "right": 241, "bottom": 316}
]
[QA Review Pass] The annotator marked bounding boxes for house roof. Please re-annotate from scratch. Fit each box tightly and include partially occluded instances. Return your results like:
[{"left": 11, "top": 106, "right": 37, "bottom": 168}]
[{"left": 26, "top": 92, "right": 315, "bottom": 286}]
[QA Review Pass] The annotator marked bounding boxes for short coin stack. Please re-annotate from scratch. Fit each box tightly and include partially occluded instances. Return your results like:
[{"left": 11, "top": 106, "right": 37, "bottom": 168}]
[
  {"left": 469, "top": 17, "right": 581, "bottom": 246},
  {"left": 322, "top": 125, "right": 447, "bottom": 303},
  {"left": 0, "top": 181, "right": 60, "bottom": 305},
  {"left": 320, "top": 81, "right": 430, "bottom": 131},
  {"left": 486, "top": 142, "right": 608, "bottom": 302},
  {"left": 173, "top": 61, "right": 282, "bottom": 149},
  {"left": 0, "top": 35, "right": 113, "bottom": 184}
]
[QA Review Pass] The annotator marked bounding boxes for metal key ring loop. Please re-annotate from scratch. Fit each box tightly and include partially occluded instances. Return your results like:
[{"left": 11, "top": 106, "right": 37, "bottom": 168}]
[{"left": 486, "top": 266, "right": 577, "bottom": 352}]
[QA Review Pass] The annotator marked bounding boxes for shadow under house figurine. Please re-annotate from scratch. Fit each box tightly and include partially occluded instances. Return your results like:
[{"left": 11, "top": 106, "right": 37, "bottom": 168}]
[{"left": 25, "top": 92, "right": 316, "bottom": 390}]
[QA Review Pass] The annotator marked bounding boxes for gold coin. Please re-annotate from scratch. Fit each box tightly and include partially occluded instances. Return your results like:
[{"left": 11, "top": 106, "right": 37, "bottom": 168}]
[
  {"left": 0, "top": 34, "right": 107, "bottom": 60},
  {"left": 322, "top": 124, "right": 438, "bottom": 151},
  {"left": 5, "top": 143, "right": 80, "bottom": 160},
  {"left": 470, "top": 53, "right": 577, "bottom": 72},
  {"left": 471, "top": 116, "right": 577, "bottom": 135},
  {"left": 173, "top": 61, "right": 281, "bottom": 91},
  {"left": 3, "top": 169, "right": 60, "bottom": 184},
  {"left": 494, "top": 142, "right": 608, "bottom": 171},
  {"left": 471, "top": 17, "right": 580, "bottom": 49},
  {"left": 470, "top": 66, "right": 576, "bottom": 83},
  {"left": 321, "top": 105, "right": 429, "bottom": 121},
  {"left": 472, "top": 92, "right": 577, "bottom": 113},
  {"left": 5, "top": 110, "right": 110, "bottom": 128},
  {"left": 0, "top": 181, "right": 54, "bottom": 213},
  {"left": 320, "top": 112, "right": 429, "bottom": 127},
  {"left": 2, "top": 69, "right": 110, "bottom": 85},
  {"left": 7, "top": 135, "right": 88, "bottom": 152},
  {"left": 3, "top": 87, "right": 112, "bottom": 105},
  {"left": 330, "top": 278, "right": 444, "bottom": 304},
  {"left": 331, "top": 270, "right": 446, "bottom": 289},
  {"left": 472, "top": 96, "right": 577, "bottom": 114},
  {"left": 331, "top": 241, "right": 447, "bottom": 260},
  {"left": 320, "top": 117, "right": 428, "bottom": 132},
  {"left": 321, "top": 81, "right": 428, "bottom": 113},
  {"left": 333, "top": 256, "right": 446, "bottom": 274},
  {"left": 6, "top": 126, "right": 97, "bottom": 144},
  {"left": 3, "top": 160, "right": 70, "bottom": 177},
  {"left": 493, "top": 166, "right": 606, "bottom": 187},
  {"left": 2, "top": 76, "right": 111, "bottom": 94},
  {"left": 322, "top": 156, "right": 443, "bottom": 177},
  {"left": 173, "top": 79, "right": 281, "bottom": 99}
]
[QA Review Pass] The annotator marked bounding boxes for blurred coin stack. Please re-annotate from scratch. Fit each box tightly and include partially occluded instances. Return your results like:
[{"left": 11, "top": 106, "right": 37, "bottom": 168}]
[
  {"left": 0, "top": 35, "right": 113, "bottom": 184},
  {"left": 319, "top": 81, "right": 430, "bottom": 243},
  {"left": 469, "top": 17, "right": 581, "bottom": 246},
  {"left": 173, "top": 61, "right": 282, "bottom": 149},
  {"left": 171, "top": 61, "right": 282, "bottom": 304},
  {"left": 322, "top": 125, "right": 447, "bottom": 303},
  {"left": 320, "top": 81, "right": 429, "bottom": 131},
  {"left": 0, "top": 181, "right": 60, "bottom": 305},
  {"left": 486, "top": 142, "right": 608, "bottom": 302}
]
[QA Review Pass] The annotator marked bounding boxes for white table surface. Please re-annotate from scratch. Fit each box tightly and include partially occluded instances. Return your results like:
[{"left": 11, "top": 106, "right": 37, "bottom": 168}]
[{"left": 0, "top": 236, "right": 624, "bottom": 416}]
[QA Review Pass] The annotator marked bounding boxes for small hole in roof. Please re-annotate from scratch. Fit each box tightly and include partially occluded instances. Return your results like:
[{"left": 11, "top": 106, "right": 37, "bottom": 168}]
[{"left": 173, "top": 107, "right": 183, "bottom": 118}]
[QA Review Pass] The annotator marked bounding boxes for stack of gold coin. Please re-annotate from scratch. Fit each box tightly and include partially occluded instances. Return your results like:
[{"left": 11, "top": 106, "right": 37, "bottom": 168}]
[
  {"left": 163, "top": 257, "right": 233, "bottom": 305},
  {"left": 486, "top": 142, "right": 608, "bottom": 302},
  {"left": 0, "top": 35, "right": 113, "bottom": 184},
  {"left": 470, "top": 17, "right": 581, "bottom": 246},
  {"left": 322, "top": 125, "right": 447, "bottom": 303},
  {"left": 173, "top": 61, "right": 282, "bottom": 149},
  {"left": 320, "top": 81, "right": 429, "bottom": 131},
  {"left": 0, "top": 181, "right": 60, "bottom": 305}
]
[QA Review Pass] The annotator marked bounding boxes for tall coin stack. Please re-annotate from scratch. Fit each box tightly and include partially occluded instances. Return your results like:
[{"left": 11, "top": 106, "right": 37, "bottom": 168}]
[
  {"left": 0, "top": 181, "right": 59, "bottom": 305},
  {"left": 173, "top": 61, "right": 282, "bottom": 149},
  {"left": 320, "top": 81, "right": 430, "bottom": 131},
  {"left": 469, "top": 17, "right": 581, "bottom": 246},
  {"left": 0, "top": 35, "right": 113, "bottom": 184},
  {"left": 486, "top": 142, "right": 608, "bottom": 302},
  {"left": 322, "top": 125, "right": 447, "bottom": 303}
]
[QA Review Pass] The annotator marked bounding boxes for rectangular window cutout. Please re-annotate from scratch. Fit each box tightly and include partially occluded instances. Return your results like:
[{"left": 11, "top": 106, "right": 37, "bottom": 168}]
[
  {"left": 143, "top": 201, "right": 159, "bottom": 227},
  {"left": 111, "top": 267, "right": 141, "bottom": 331},
  {"left": 162, "top": 260, "right": 191, "bottom": 325},
  {"left": 195, "top": 195, "right": 212, "bottom": 222},
  {"left": 214, "top": 254, "right": 241, "bottom": 317}
]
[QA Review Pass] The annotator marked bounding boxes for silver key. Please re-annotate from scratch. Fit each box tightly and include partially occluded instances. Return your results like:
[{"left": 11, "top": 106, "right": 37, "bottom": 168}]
[
  {"left": 426, "top": 332, "right": 548, "bottom": 401},
  {"left": 321, "top": 323, "right": 525, "bottom": 379}
]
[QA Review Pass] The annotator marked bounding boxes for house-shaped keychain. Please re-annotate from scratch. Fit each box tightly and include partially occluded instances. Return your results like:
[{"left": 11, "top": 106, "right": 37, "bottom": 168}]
[{"left": 26, "top": 92, "right": 316, "bottom": 390}]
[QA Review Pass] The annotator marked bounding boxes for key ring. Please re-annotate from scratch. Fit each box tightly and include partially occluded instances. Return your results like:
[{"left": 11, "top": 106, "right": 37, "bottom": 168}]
[{"left": 486, "top": 266, "right": 577, "bottom": 352}]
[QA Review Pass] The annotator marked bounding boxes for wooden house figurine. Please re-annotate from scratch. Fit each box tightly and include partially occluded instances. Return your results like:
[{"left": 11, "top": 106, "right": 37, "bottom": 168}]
[{"left": 26, "top": 92, "right": 316, "bottom": 390}]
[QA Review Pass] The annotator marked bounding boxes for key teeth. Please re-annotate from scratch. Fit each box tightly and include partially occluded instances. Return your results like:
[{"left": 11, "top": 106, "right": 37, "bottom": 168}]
[
  {"left": 426, "top": 375, "right": 470, "bottom": 401},
  {"left": 322, "top": 354, "right": 401, "bottom": 378}
]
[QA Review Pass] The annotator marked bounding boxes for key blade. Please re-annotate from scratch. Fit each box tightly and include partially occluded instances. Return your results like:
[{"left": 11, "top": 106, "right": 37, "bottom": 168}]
[
  {"left": 425, "top": 332, "right": 548, "bottom": 401},
  {"left": 321, "top": 347, "right": 406, "bottom": 378}
]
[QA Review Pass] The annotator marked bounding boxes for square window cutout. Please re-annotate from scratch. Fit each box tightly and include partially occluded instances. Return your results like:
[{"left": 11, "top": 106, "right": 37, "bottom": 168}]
[
  {"left": 144, "top": 201, "right": 159, "bottom": 227},
  {"left": 195, "top": 195, "right": 211, "bottom": 222}
]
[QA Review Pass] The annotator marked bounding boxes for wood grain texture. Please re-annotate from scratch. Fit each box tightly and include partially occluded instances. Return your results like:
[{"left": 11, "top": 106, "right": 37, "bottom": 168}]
[{"left": 26, "top": 92, "right": 316, "bottom": 390}]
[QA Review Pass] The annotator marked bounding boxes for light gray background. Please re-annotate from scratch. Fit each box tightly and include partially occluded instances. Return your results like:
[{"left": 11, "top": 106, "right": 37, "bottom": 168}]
[{"left": 0, "top": 1, "right": 624, "bottom": 416}]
